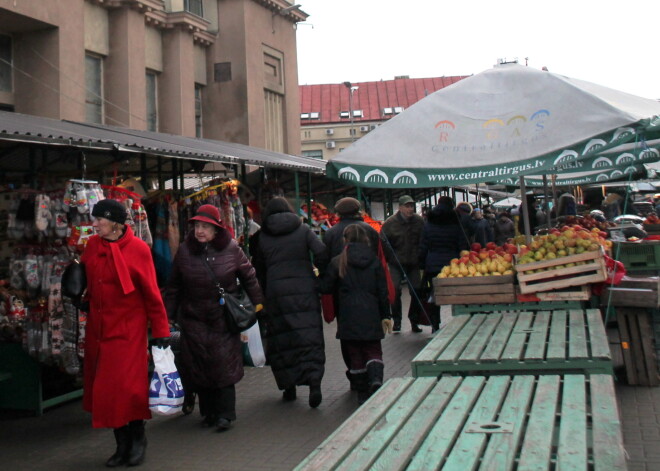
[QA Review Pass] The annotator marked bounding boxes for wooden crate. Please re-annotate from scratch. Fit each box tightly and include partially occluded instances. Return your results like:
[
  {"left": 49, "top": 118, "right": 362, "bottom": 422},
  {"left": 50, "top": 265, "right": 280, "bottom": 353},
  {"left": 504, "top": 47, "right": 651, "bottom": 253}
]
[
  {"left": 433, "top": 274, "right": 515, "bottom": 305},
  {"left": 615, "top": 307, "right": 659, "bottom": 386},
  {"left": 601, "top": 276, "right": 660, "bottom": 308},
  {"left": 516, "top": 250, "right": 607, "bottom": 294},
  {"left": 534, "top": 284, "right": 591, "bottom": 301},
  {"left": 412, "top": 309, "right": 612, "bottom": 377},
  {"left": 294, "top": 375, "right": 627, "bottom": 471}
]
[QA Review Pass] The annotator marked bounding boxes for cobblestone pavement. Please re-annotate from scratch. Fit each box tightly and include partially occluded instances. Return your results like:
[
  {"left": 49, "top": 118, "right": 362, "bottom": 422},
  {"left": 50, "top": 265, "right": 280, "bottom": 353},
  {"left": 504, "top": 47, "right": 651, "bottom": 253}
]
[{"left": 1, "top": 303, "right": 658, "bottom": 470}]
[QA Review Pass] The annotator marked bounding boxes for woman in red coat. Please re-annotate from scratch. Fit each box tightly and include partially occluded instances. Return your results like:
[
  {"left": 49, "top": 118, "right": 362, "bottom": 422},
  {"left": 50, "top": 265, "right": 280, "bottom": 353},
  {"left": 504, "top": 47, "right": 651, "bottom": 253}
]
[{"left": 81, "top": 199, "right": 170, "bottom": 468}]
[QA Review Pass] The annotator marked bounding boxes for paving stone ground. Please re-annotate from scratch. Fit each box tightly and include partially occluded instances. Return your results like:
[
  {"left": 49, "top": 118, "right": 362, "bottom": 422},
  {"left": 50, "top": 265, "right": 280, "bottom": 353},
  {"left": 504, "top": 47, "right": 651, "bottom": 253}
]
[{"left": 1, "top": 301, "right": 658, "bottom": 470}]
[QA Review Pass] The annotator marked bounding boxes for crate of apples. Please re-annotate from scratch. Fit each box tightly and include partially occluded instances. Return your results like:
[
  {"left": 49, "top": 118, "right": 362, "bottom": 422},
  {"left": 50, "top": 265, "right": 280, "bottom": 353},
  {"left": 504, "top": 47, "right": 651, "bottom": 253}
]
[{"left": 437, "top": 242, "right": 517, "bottom": 278}]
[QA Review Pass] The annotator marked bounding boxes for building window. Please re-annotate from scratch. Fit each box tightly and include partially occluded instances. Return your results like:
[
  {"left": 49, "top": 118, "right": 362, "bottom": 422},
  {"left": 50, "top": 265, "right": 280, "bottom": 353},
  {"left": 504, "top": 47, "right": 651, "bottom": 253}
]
[
  {"left": 85, "top": 54, "right": 103, "bottom": 124},
  {"left": 146, "top": 71, "right": 158, "bottom": 132},
  {"left": 302, "top": 150, "right": 323, "bottom": 159},
  {"left": 0, "top": 34, "right": 12, "bottom": 93},
  {"left": 184, "top": 0, "right": 203, "bottom": 16},
  {"left": 303, "top": 130, "right": 311, "bottom": 138},
  {"left": 350, "top": 128, "right": 357, "bottom": 136},
  {"left": 195, "top": 84, "right": 203, "bottom": 138}
]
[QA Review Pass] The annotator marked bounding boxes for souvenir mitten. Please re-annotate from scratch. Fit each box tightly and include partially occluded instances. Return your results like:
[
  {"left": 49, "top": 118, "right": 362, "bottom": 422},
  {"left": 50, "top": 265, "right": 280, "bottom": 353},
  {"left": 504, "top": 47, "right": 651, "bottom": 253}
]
[
  {"left": 24, "top": 255, "right": 40, "bottom": 297},
  {"left": 62, "top": 181, "right": 74, "bottom": 210},
  {"left": 52, "top": 199, "right": 69, "bottom": 238},
  {"left": 7, "top": 197, "right": 20, "bottom": 239},
  {"left": 40, "top": 255, "right": 53, "bottom": 297},
  {"left": 168, "top": 200, "right": 180, "bottom": 258},
  {"left": 75, "top": 183, "right": 89, "bottom": 214},
  {"left": 123, "top": 199, "right": 135, "bottom": 232},
  {"left": 49, "top": 281, "right": 65, "bottom": 360},
  {"left": 134, "top": 202, "right": 152, "bottom": 246},
  {"left": 8, "top": 296, "right": 26, "bottom": 324},
  {"left": 35, "top": 194, "right": 52, "bottom": 232},
  {"left": 77, "top": 309, "right": 87, "bottom": 358},
  {"left": 86, "top": 187, "right": 100, "bottom": 215},
  {"left": 61, "top": 300, "right": 80, "bottom": 375},
  {"left": 10, "top": 259, "right": 25, "bottom": 290}
]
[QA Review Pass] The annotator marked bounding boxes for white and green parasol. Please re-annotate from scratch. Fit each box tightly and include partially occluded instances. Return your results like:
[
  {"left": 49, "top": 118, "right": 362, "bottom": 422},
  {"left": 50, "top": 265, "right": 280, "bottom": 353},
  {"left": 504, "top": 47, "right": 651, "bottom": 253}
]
[{"left": 326, "top": 63, "right": 660, "bottom": 188}]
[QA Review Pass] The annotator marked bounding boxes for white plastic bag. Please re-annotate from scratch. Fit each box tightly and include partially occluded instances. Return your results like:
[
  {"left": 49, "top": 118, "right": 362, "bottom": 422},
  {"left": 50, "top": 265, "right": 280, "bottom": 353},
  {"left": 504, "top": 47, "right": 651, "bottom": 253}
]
[
  {"left": 149, "top": 345, "right": 184, "bottom": 415},
  {"left": 241, "top": 320, "right": 266, "bottom": 367}
]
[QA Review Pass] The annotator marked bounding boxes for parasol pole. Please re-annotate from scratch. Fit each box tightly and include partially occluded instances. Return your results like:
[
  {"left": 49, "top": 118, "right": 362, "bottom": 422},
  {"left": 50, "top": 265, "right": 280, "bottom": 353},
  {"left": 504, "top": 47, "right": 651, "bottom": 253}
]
[
  {"left": 519, "top": 176, "right": 532, "bottom": 245},
  {"left": 542, "top": 174, "right": 552, "bottom": 228},
  {"left": 551, "top": 174, "right": 558, "bottom": 220}
]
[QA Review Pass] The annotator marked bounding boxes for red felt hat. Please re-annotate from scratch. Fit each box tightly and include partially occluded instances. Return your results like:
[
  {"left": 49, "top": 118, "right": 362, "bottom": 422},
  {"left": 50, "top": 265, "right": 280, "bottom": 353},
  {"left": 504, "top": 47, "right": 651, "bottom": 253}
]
[{"left": 189, "top": 204, "right": 222, "bottom": 228}]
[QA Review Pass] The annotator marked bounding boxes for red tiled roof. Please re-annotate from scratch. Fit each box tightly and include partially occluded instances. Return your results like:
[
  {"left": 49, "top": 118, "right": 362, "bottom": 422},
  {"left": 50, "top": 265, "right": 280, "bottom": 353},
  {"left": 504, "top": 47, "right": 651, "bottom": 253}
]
[{"left": 299, "top": 76, "right": 470, "bottom": 125}]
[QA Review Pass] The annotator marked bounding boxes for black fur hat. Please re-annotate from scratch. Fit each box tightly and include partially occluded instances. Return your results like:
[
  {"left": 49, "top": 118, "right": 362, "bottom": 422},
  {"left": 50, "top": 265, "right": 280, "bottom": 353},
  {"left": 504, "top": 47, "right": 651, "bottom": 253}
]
[{"left": 91, "top": 199, "right": 127, "bottom": 224}]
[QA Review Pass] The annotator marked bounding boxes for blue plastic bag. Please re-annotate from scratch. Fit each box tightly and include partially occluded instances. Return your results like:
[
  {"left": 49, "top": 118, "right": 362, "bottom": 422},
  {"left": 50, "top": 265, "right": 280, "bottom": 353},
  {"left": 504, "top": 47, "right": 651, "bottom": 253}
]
[{"left": 149, "top": 346, "right": 184, "bottom": 415}]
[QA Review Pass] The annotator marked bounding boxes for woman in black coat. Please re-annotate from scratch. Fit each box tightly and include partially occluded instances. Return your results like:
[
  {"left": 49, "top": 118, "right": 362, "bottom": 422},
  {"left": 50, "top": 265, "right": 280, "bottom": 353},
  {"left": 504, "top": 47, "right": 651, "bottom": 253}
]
[
  {"left": 418, "top": 197, "right": 469, "bottom": 331},
  {"left": 320, "top": 224, "right": 391, "bottom": 405},
  {"left": 252, "top": 197, "right": 328, "bottom": 408}
]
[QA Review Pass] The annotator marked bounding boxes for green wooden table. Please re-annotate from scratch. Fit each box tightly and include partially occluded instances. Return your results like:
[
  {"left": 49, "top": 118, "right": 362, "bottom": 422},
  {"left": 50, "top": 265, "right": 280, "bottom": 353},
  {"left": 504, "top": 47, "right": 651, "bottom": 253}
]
[
  {"left": 412, "top": 309, "right": 612, "bottom": 377},
  {"left": 451, "top": 300, "right": 584, "bottom": 315},
  {"left": 295, "top": 375, "right": 626, "bottom": 471}
]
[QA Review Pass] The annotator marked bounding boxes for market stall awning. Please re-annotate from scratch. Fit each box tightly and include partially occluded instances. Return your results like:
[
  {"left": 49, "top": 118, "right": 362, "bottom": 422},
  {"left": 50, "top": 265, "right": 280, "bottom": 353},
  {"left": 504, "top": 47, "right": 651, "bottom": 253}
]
[
  {"left": 326, "top": 63, "right": 660, "bottom": 188},
  {"left": 0, "top": 110, "right": 325, "bottom": 173}
]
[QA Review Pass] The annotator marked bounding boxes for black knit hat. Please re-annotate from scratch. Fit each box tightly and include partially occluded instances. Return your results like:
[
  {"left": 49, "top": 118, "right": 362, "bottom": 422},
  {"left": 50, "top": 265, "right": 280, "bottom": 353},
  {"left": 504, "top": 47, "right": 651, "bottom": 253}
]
[
  {"left": 334, "top": 197, "right": 361, "bottom": 216},
  {"left": 91, "top": 199, "right": 127, "bottom": 224}
]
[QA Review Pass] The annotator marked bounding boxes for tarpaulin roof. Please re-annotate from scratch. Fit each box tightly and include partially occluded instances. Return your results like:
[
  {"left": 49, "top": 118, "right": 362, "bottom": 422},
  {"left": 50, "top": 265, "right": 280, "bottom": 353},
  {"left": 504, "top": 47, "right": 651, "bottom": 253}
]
[
  {"left": 0, "top": 110, "right": 325, "bottom": 173},
  {"left": 327, "top": 63, "right": 660, "bottom": 188}
]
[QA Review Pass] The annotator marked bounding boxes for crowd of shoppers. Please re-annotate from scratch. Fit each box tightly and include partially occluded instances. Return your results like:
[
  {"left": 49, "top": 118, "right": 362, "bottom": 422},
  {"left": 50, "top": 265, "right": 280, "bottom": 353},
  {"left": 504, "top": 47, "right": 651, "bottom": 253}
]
[{"left": 79, "top": 192, "right": 532, "bottom": 468}]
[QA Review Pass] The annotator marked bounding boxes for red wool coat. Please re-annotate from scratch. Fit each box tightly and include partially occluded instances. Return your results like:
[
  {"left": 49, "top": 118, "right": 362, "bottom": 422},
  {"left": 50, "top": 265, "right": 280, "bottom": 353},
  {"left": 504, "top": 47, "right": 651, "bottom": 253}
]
[{"left": 81, "top": 226, "right": 170, "bottom": 429}]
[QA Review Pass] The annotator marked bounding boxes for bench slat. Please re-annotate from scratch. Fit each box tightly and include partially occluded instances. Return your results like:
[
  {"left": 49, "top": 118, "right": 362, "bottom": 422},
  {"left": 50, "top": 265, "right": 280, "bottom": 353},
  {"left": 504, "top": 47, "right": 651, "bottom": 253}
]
[
  {"left": 557, "top": 375, "right": 587, "bottom": 469},
  {"left": 293, "top": 378, "right": 413, "bottom": 471},
  {"left": 411, "top": 315, "right": 470, "bottom": 363},
  {"left": 440, "top": 376, "right": 511, "bottom": 470},
  {"left": 458, "top": 314, "right": 502, "bottom": 364},
  {"left": 500, "top": 312, "right": 534, "bottom": 360},
  {"left": 517, "top": 375, "right": 561, "bottom": 470},
  {"left": 586, "top": 308, "right": 612, "bottom": 360},
  {"left": 546, "top": 310, "right": 567, "bottom": 360},
  {"left": 339, "top": 377, "right": 438, "bottom": 470},
  {"left": 590, "top": 375, "right": 627, "bottom": 470},
  {"left": 480, "top": 375, "right": 536, "bottom": 471},
  {"left": 406, "top": 376, "right": 487, "bottom": 471},
  {"left": 368, "top": 377, "right": 463, "bottom": 471},
  {"left": 569, "top": 309, "right": 589, "bottom": 359},
  {"left": 438, "top": 314, "right": 487, "bottom": 362},
  {"left": 480, "top": 313, "right": 518, "bottom": 362},
  {"left": 525, "top": 311, "right": 550, "bottom": 361}
]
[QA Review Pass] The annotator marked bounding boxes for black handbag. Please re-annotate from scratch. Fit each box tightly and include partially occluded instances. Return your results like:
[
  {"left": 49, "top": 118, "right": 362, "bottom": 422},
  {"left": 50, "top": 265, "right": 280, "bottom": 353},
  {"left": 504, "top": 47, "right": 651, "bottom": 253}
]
[
  {"left": 201, "top": 255, "right": 257, "bottom": 334},
  {"left": 61, "top": 259, "right": 87, "bottom": 299}
]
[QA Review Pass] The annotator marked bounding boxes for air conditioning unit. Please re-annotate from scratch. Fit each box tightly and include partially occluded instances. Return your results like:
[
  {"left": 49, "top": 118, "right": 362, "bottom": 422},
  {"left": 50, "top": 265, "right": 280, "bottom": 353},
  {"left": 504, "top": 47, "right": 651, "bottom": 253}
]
[
  {"left": 326, "top": 141, "right": 336, "bottom": 149},
  {"left": 360, "top": 126, "right": 369, "bottom": 132},
  {"left": 325, "top": 129, "right": 334, "bottom": 135}
]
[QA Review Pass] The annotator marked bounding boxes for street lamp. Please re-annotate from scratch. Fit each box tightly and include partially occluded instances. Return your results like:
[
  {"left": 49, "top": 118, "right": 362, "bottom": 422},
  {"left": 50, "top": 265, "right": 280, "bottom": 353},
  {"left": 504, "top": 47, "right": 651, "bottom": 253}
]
[{"left": 343, "top": 81, "right": 359, "bottom": 142}]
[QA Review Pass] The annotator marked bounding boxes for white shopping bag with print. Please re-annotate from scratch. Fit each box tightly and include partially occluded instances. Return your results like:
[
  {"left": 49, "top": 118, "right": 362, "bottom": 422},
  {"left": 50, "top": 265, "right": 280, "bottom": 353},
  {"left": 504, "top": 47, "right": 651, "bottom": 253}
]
[
  {"left": 241, "top": 321, "right": 266, "bottom": 367},
  {"left": 149, "top": 345, "right": 184, "bottom": 415}
]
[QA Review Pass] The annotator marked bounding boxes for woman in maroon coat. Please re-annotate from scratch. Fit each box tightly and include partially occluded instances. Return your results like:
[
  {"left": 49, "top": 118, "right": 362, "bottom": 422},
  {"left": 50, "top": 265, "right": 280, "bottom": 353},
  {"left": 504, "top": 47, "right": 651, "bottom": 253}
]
[
  {"left": 163, "top": 205, "right": 263, "bottom": 432},
  {"left": 81, "top": 199, "right": 170, "bottom": 468}
]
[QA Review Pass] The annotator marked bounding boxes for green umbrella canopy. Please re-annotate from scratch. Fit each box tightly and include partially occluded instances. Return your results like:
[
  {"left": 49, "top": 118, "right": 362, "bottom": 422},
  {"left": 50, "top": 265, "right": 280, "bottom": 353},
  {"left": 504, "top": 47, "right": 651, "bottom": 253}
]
[{"left": 326, "top": 63, "right": 660, "bottom": 188}]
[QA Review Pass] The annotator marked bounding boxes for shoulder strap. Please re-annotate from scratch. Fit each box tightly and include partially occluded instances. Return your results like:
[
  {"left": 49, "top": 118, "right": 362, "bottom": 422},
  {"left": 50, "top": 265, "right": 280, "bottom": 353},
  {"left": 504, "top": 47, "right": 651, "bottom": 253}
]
[{"left": 200, "top": 254, "right": 224, "bottom": 296}]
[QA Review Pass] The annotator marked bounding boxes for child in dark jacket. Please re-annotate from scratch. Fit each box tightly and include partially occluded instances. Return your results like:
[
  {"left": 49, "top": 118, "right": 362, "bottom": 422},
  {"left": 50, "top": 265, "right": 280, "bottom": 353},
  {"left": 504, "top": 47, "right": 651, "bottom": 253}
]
[{"left": 320, "top": 224, "right": 392, "bottom": 405}]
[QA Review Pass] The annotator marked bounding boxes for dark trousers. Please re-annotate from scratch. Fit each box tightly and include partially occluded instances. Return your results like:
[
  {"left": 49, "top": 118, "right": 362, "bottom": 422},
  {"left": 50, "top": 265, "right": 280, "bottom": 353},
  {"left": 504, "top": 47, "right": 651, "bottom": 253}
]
[
  {"left": 197, "top": 385, "right": 236, "bottom": 421},
  {"left": 341, "top": 340, "right": 383, "bottom": 373},
  {"left": 421, "top": 273, "right": 440, "bottom": 331},
  {"left": 389, "top": 264, "right": 421, "bottom": 325}
]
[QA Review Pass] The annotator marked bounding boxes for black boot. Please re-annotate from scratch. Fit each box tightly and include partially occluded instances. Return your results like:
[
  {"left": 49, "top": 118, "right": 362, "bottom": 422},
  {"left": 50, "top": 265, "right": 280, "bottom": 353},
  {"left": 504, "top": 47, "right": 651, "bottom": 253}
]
[
  {"left": 105, "top": 426, "right": 130, "bottom": 467},
  {"left": 354, "top": 373, "right": 370, "bottom": 405},
  {"left": 345, "top": 370, "right": 358, "bottom": 391},
  {"left": 367, "top": 362, "right": 384, "bottom": 395},
  {"left": 309, "top": 384, "right": 322, "bottom": 408},
  {"left": 127, "top": 420, "right": 147, "bottom": 467}
]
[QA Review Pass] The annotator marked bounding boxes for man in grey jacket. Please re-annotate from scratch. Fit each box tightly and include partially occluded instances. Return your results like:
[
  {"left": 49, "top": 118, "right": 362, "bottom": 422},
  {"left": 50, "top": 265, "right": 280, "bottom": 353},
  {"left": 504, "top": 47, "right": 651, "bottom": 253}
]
[{"left": 381, "top": 195, "right": 424, "bottom": 333}]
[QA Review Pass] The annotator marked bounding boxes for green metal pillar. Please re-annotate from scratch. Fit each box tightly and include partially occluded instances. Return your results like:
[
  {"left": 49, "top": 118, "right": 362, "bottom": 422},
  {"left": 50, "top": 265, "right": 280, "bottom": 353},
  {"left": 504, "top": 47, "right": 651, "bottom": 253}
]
[{"left": 294, "top": 171, "right": 300, "bottom": 217}]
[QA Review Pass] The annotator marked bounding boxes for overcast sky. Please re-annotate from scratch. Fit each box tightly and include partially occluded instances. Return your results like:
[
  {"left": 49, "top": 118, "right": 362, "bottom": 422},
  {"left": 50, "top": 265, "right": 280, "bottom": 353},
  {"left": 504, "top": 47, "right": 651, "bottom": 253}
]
[{"left": 295, "top": 0, "right": 660, "bottom": 100}]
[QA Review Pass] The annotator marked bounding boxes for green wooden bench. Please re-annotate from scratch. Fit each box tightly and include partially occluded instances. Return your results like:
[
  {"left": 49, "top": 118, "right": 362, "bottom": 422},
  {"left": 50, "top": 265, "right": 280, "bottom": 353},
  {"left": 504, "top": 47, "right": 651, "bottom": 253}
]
[
  {"left": 451, "top": 300, "right": 584, "bottom": 315},
  {"left": 294, "top": 375, "right": 627, "bottom": 471},
  {"left": 412, "top": 309, "right": 612, "bottom": 377}
]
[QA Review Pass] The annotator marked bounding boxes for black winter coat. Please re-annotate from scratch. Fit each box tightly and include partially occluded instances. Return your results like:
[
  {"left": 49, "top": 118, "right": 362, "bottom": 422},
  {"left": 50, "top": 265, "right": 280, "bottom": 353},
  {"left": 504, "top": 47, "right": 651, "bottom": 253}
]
[
  {"left": 253, "top": 212, "right": 328, "bottom": 390},
  {"left": 381, "top": 211, "right": 424, "bottom": 267},
  {"left": 320, "top": 243, "right": 389, "bottom": 341},
  {"left": 418, "top": 210, "right": 469, "bottom": 275},
  {"left": 163, "top": 229, "right": 263, "bottom": 390},
  {"left": 323, "top": 216, "right": 380, "bottom": 258}
]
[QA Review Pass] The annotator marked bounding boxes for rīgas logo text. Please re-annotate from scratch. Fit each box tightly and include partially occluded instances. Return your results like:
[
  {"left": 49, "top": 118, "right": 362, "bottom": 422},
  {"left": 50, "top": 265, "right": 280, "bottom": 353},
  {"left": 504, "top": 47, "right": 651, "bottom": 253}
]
[{"left": 432, "top": 109, "right": 550, "bottom": 152}]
